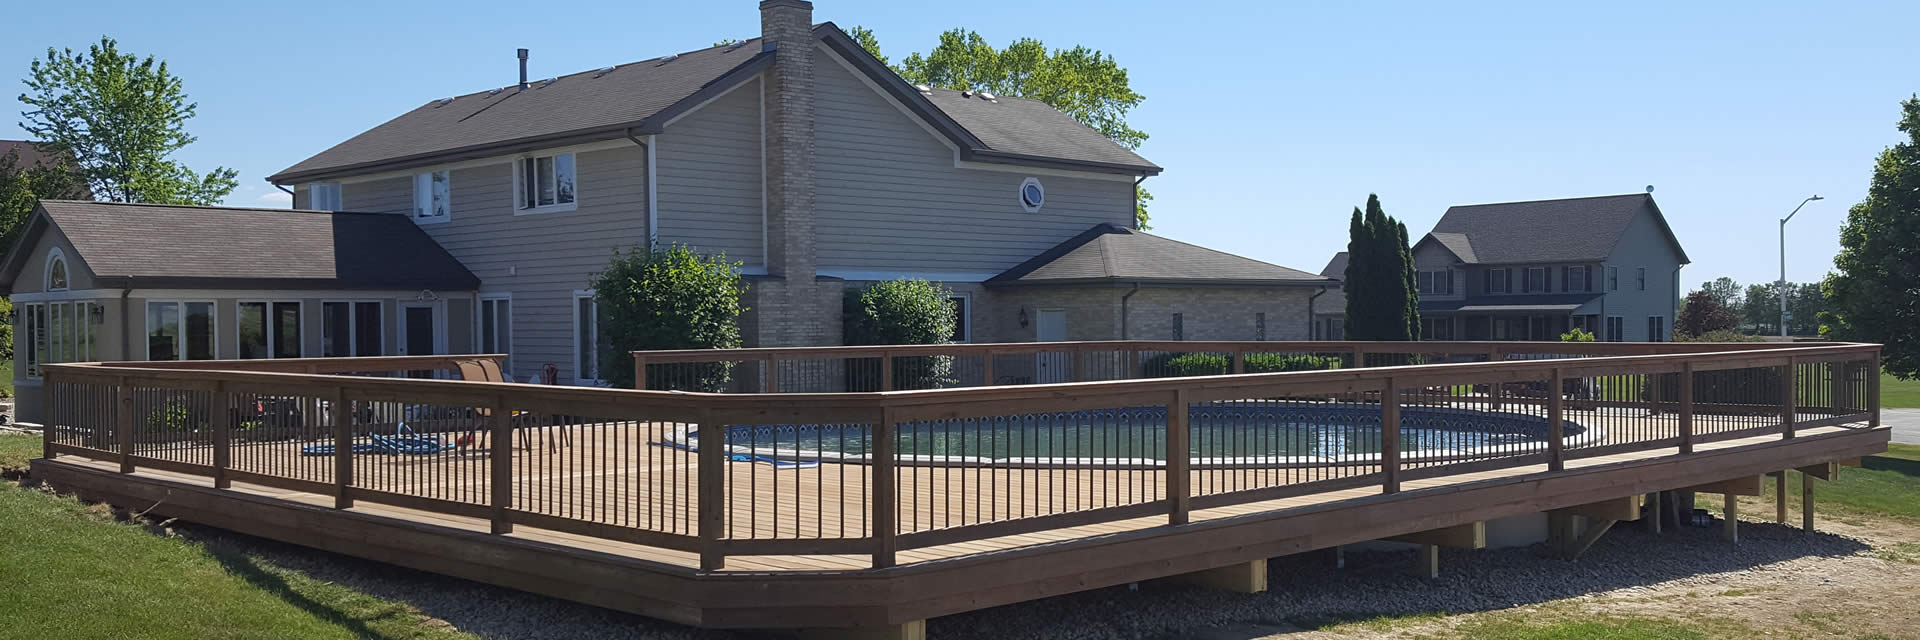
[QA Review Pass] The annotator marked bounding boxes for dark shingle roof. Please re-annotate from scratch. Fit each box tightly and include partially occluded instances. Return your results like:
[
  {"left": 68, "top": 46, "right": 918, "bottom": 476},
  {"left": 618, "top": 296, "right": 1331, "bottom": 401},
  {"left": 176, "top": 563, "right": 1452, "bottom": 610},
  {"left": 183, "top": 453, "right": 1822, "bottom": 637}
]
[
  {"left": 989, "top": 224, "right": 1334, "bottom": 287},
  {"left": 273, "top": 24, "right": 1160, "bottom": 183},
  {"left": 1319, "top": 252, "right": 1349, "bottom": 280},
  {"left": 0, "top": 200, "right": 478, "bottom": 291},
  {"left": 1417, "top": 193, "right": 1688, "bottom": 265}
]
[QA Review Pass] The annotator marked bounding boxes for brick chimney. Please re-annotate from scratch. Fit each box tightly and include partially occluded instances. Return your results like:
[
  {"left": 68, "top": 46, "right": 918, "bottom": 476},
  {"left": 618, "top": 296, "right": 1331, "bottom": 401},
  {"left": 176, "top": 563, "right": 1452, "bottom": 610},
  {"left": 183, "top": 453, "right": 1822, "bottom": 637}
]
[{"left": 753, "top": 0, "right": 839, "bottom": 349}]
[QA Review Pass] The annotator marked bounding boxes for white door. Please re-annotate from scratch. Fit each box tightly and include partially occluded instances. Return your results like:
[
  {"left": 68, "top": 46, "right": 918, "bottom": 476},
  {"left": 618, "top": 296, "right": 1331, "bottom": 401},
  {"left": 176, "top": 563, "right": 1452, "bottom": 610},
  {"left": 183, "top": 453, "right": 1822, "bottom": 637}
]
[{"left": 1035, "top": 310, "right": 1069, "bottom": 383}]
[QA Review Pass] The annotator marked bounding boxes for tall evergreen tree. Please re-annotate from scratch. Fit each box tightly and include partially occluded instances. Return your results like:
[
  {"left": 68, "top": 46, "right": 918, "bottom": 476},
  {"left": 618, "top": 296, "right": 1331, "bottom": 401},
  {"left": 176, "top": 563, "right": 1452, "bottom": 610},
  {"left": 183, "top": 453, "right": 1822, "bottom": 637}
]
[
  {"left": 1343, "top": 194, "right": 1418, "bottom": 341},
  {"left": 1397, "top": 220, "right": 1420, "bottom": 341},
  {"left": 1823, "top": 95, "right": 1920, "bottom": 378},
  {"left": 1343, "top": 208, "right": 1372, "bottom": 338}
]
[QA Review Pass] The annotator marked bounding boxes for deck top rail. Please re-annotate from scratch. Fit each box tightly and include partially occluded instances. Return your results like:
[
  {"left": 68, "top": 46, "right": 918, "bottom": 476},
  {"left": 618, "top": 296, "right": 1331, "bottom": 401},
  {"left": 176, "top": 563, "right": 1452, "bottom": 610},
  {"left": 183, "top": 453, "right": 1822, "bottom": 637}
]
[{"left": 39, "top": 340, "right": 1883, "bottom": 571}]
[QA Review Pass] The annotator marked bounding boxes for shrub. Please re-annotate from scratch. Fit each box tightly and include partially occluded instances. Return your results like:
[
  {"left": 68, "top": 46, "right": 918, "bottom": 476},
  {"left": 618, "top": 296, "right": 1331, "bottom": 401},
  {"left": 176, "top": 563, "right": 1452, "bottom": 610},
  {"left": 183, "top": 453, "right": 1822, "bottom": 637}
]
[
  {"left": 590, "top": 243, "right": 747, "bottom": 390},
  {"left": 1560, "top": 327, "right": 1596, "bottom": 342},
  {"left": 0, "top": 297, "right": 12, "bottom": 361},
  {"left": 843, "top": 280, "right": 957, "bottom": 390},
  {"left": 1674, "top": 329, "right": 1765, "bottom": 343},
  {"left": 145, "top": 402, "right": 206, "bottom": 432},
  {"left": 1150, "top": 352, "right": 1342, "bottom": 377}
]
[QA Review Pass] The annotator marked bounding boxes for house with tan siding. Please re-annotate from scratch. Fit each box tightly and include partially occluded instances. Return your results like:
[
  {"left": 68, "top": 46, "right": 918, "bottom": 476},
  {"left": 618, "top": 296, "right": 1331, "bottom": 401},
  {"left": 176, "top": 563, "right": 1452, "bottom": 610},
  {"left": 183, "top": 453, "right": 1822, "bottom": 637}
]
[{"left": 1, "top": 1, "right": 1333, "bottom": 419}]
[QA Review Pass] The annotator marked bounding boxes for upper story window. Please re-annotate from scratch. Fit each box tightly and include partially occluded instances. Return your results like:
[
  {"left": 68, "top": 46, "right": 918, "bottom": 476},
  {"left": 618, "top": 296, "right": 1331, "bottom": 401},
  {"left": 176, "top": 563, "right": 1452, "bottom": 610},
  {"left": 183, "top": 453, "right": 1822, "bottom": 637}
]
[
  {"left": 1417, "top": 269, "right": 1453, "bottom": 295},
  {"left": 1607, "top": 266, "right": 1620, "bottom": 291},
  {"left": 1524, "top": 267, "right": 1548, "bottom": 293},
  {"left": 517, "top": 153, "right": 577, "bottom": 212},
  {"left": 1637, "top": 267, "right": 1647, "bottom": 291},
  {"left": 413, "top": 170, "right": 450, "bottom": 223},
  {"left": 1564, "top": 266, "right": 1591, "bottom": 292},
  {"left": 307, "top": 183, "right": 343, "bottom": 210},
  {"left": 45, "top": 249, "right": 68, "bottom": 291},
  {"left": 1485, "top": 268, "right": 1512, "bottom": 294},
  {"left": 1019, "top": 177, "right": 1045, "bottom": 213}
]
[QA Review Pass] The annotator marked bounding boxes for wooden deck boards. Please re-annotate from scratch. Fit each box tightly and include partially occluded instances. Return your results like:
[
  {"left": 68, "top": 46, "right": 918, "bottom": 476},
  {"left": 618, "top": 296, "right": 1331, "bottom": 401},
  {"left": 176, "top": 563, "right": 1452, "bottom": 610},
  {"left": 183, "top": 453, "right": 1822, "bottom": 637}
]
[{"left": 50, "top": 421, "right": 1860, "bottom": 574}]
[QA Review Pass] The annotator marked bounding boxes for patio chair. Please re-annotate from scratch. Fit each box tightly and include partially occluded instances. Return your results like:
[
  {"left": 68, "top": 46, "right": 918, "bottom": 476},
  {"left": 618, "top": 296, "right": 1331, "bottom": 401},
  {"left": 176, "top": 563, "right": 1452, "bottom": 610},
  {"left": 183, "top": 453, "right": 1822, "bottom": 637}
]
[{"left": 455, "top": 359, "right": 570, "bottom": 452}]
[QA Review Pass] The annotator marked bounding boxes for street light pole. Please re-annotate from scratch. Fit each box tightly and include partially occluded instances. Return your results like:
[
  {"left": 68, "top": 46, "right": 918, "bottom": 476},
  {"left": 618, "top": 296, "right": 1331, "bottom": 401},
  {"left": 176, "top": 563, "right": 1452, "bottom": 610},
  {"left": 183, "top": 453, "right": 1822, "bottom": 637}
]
[{"left": 1779, "top": 195, "right": 1823, "bottom": 338}]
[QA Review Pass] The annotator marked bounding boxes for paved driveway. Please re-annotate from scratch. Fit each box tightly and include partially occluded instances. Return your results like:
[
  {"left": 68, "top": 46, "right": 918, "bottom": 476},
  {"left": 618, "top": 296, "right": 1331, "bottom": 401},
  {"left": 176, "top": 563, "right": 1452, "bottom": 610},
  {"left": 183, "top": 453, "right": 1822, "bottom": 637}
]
[{"left": 1883, "top": 408, "right": 1920, "bottom": 445}]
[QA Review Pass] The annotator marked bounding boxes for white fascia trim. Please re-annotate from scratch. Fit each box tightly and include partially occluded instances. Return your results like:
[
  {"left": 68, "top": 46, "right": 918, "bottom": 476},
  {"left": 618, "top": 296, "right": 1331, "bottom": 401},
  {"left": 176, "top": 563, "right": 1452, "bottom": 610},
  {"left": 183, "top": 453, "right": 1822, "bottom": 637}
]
[
  {"left": 817, "top": 269, "right": 1000, "bottom": 283},
  {"left": 656, "top": 73, "right": 763, "bottom": 131},
  {"left": 814, "top": 43, "right": 1136, "bottom": 184},
  {"left": 11, "top": 288, "right": 119, "bottom": 302},
  {"left": 320, "top": 139, "right": 634, "bottom": 186}
]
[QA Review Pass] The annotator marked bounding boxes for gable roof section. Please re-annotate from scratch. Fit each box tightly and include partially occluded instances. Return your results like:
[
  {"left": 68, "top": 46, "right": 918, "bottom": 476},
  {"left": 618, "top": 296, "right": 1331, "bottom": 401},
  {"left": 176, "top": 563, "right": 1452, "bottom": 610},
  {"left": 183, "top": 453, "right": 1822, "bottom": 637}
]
[
  {"left": 1413, "top": 193, "right": 1689, "bottom": 265},
  {"left": 0, "top": 200, "right": 479, "bottom": 292},
  {"left": 1319, "top": 252, "right": 1348, "bottom": 280},
  {"left": 273, "top": 24, "right": 1160, "bottom": 184},
  {"left": 989, "top": 224, "right": 1334, "bottom": 287},
  {"left": 1, "top": 140, "right": 61, "bottom": 169}
]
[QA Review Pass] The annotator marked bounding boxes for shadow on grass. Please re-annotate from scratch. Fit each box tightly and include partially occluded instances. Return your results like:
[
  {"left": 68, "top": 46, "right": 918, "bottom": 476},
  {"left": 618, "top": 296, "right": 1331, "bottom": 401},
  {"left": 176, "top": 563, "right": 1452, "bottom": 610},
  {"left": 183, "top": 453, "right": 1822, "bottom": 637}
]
[
  {"left": 931, "top": 519, "right": 1873, "bottom": 640},
  {"left": 1863, "top": 456, "right": 1920, "bottom": 477},
  {"left": 202, "top": 546, "right": 392, "bottom": 640}
]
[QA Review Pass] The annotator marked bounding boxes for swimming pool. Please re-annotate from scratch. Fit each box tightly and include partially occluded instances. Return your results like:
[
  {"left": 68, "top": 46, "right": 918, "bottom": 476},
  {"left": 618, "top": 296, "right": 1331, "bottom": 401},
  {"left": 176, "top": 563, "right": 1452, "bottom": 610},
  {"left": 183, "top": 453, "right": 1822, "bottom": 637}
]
[{"left": 668, "top": 401, "right": 1595, "bottom": 468}]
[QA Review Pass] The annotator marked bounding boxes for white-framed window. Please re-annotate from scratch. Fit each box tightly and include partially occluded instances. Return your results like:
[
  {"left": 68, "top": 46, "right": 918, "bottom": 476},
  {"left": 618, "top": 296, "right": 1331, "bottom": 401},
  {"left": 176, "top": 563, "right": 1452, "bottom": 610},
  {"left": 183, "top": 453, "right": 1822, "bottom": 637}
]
[
  {"left": 412, "top": 169, "right": 451, "bottom": 223},
  {"left": 322, "top": 301, "right": 384, "bottom": 357},
  {"left": 146, "top": 301, "right": 217, "bottom": 361},
  {"left": 1607, "top": 266, "right": 1619, "bottom": 291},
  {"left": 1525, "top": 267, "right": 1548, "bottom": 293},
  {"left": 516, "top": 153, "right": 577, "bottom": 212},
  {"left": 1648, "top": 316, "right": 1667, "bottom": 342},
  {"left": 307, "top": 183, "right": 343, "bottom": 210},
  {"left": 1565, "top": 266, "right": 1590, "bottom": 293},
  {"left": 45, "top": 248, "right": 69, "bottom": 291},
  {"left": 1637, "top": 267, "right": 1647, "bottom": 291},
  {"left": 572, "top": 291, "right": 603, "bottom": 385},
  {"left": 944, "top": 294, "right": 970, "bottom": 343},
  {"left": 1018, "top": 177, "right": 1045, "bottom": 213},
  {"left": 1419, "top": 270, "right": 1453, "bottom": 295},
  {"left": 477, "top": 295, "right": 513, "bottom": 372},
  {"left": 1605, "top": 316, "right": 1625, "bottom": 342},
  {"left": 238, "top": 301, "right": 304, "bottom": 359},
  {"left": 21, "top": 301, "right": 98, "bottom": 377},
  {"left": 1485, "top": 268, "right": 1512, "bottom": 294},
  {"left": 1422, "top": 316, "right": 1453, "bottom": 340}
]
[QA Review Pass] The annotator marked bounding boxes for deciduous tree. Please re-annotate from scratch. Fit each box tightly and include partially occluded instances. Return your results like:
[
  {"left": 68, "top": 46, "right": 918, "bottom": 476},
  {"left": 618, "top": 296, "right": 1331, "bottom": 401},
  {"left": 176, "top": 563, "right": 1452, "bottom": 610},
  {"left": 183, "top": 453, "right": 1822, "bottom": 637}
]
[
  {"left": 18, "top": 37, "right": 236, "bottom": 205},
  {"left": 1676, "top": 289, "right": 1738, "bottom": 338},
  {"left": 1823, "top": 95, "right": 1920, "bottom": 378}
]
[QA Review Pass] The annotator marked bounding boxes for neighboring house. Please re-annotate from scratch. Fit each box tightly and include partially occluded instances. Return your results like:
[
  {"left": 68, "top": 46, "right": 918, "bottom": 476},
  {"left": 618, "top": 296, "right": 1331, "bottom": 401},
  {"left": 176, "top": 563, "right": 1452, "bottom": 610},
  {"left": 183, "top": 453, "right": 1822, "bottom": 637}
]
[
  {"left": 1311, "top": 252, "right": 1347, "bottom": 340},
  {"left": 0, "top": 0, "right": 1331, "bottom": 415},
  {"left": 0, "top": 140, "right": 58, "bottom": 168},
  {"left": 0, "top": 200, "right": 479, "bottom": 421},
  {"left": 1410, "top": 193, "right": 1689, "bottom": 342}
]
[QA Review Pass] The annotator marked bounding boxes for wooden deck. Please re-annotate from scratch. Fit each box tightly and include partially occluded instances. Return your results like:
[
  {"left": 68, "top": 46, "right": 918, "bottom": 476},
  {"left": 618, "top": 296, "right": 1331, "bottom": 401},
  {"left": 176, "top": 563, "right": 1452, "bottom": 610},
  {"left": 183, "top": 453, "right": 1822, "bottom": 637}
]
[{"left": 36, "top": 423, "right": 1888, "bottom": 629}]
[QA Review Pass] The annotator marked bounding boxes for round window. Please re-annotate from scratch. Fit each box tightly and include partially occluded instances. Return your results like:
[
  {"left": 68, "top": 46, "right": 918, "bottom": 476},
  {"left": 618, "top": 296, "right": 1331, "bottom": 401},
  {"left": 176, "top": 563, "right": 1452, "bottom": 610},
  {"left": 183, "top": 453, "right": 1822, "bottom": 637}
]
[{"left": 1019, "top": 177, "right": 1045, "bottom": 212}]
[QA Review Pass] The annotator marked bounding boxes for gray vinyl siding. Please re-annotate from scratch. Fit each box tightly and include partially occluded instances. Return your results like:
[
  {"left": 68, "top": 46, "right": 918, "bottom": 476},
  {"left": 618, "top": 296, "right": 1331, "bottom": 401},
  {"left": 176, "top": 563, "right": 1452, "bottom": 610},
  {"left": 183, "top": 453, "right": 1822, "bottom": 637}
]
[
  {"left": 339, "top": 144, "right": 648, "bottom": 383},
  {"left": 1411, "top": 243, "right": 1463, "bottom": 301},
  {"left": 811, "top": 48, "right": 1136, "bottom": 274},
  {"left": 1601, "top": 206, "right": 1685, "bottom": 341},
  {"left": 655, "top": 76, "right": 765, "bottom": 266}
]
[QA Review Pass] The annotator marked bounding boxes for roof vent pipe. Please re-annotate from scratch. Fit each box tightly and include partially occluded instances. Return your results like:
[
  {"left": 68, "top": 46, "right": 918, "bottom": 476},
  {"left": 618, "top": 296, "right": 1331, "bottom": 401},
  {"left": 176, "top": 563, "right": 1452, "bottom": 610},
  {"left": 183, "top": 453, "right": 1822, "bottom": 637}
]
[{"left": 517, "top": 48, "right": 530, "bottom": 91}]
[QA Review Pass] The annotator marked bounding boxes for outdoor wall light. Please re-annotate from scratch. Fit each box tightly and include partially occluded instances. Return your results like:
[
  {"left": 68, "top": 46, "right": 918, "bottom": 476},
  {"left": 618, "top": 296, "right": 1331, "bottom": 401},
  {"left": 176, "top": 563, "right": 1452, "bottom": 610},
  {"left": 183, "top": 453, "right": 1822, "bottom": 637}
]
[{"left": 1018, "top": 308, "right": 1029, "bottom": 328}]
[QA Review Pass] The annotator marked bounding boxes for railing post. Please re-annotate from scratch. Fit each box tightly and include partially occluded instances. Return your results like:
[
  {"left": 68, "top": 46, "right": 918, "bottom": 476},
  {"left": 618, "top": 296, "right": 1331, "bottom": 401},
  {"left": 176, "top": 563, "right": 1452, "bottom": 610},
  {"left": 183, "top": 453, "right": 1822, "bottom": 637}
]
[
  {"left": 1487, "top": 346, "right": 1504, "bottom": 410},
  {"left": 333, "top": 387, "right": 353, "bottom": 509},
  {"left": 1351, "top": 345, "right": 1366, "bottom": 369},
  {"left": 982, "top": 349, "right": 997, "bottom": 386},
  {"left": 1547, "top": 367, "right": 1565, "bottom": 472},
  {"left": 1167, "top": 389, "right": 1191, "bottom": 525},
  {"left": 490, "top": 394, "right": 513, "bottom": 534},
  {"left": 1231, "top": 347, "right": 1246, "bottom": 374},
  {"left": 1381, "top": 376, "right": 1400, "bottom": 493},
  {"left": 633, "top": 354, "right": 647, "bottom": 390},
  {"left": 1871, "top": 352, "right": 1883, "bottom": 428},
  {"left": 1125, "top": 347, "right": 1140, "bottom": 380},
  {"left": 41, "top": 368, "right": 56, "bottom": 461},
  {"left": 880, "top": 352, "right": 895, "bottom": 392},
  {"left": 763, "top": 355, "right": 778, "bottom": 393},
  {"left": 698, "top": 409, "right": 725, "bottom": 568},
  {"left": 872, "top": 408, "right": 898, "bottom": 569},
  {"left": 1780, "top": 363, "right": 1796, "bottom": 439},
  {"left": 214, "top": 382, "right": 232, "bottom": 489},
  {"left": 116, "top": 376, "right": 133, "bottom": 474},
  {"left": 698, "top": 409, "right": 726, "bottom": 570},
  {"left": 1679, "top": 362, "right": 1695, "bottom": 454}
]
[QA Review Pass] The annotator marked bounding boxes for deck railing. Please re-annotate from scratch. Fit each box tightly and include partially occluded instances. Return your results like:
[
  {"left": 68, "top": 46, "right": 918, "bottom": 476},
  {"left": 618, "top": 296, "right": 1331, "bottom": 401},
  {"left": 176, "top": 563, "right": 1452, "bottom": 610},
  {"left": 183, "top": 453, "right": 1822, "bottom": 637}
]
[{"left": 41, "top": 341, "right": 1881, "bottom": 571}]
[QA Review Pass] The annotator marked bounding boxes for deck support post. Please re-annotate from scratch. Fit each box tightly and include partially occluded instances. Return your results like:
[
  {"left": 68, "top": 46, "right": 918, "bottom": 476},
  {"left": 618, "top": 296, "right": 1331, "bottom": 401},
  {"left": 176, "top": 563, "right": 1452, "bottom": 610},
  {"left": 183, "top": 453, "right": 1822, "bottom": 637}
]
[
  {"left": 1410, "top": 544, "right": 1440, "bottom": 578},
  {"left": 1722, "top": 494, "right": 1739, "bottom": 543},
  {"left": 1381, "top": 377, "right": 1400, "bottom": 493},
  {"left": 1547, "top": 512, "right": 1578, "bottom": 553},
  {"left": 333, "top": 387, "right": 353, "bottom": 509},
  {"left": 1802, "top": 471, "right": 1816, "bottom": 533},
  {"left": 698, "top": 409, "right": 726, "bottom": 571},
  {"left": 1166, "top": 389, "right": 1191, "bottom": 525},
  {"left": 1548, "top": 368, "right": 1565, "bottom": 472},
  {"left": 800, "top": 620, "right": 926, "bottom": 640},
  {"left": 1165, "top": 558, "right": 1268, "bottom": 593},
  {"left": 1647, "top": 491, "right": 1662, "bottom": 534},
  {"left": 116, "top": 377, "right": 133, "bottom": 473},
  {"left": 1333, "top": 545, "right": 1346, "bottom": 569},
  {"left": 1774, "top": 470, "right": 1789, "bottom": 524},
  {"left": 490, "top": 395, "right": 513, "bottom": 535},
  {"left": 872, "top": 408, "right": 898, "bottom": 569},
  {"left": 1679, "top": 363, "right": 1695, "bottom": 454},
  {"left": 1565, "top": 519, "right": 1617, "bottom": 559},
  {"left": 213, "top": 384, "right": 232, "bottom": 489}
]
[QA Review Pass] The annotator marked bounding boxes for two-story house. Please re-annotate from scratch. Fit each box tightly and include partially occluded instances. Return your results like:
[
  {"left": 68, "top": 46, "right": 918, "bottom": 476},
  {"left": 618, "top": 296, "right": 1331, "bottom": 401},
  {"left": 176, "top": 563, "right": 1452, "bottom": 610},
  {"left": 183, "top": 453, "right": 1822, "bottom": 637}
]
[
  {"left": 0, "top": 1, "right": 1335, "bottom": 421},
  {"left": 1410, "top": 193, "right": 1689, "bottom": 342}
]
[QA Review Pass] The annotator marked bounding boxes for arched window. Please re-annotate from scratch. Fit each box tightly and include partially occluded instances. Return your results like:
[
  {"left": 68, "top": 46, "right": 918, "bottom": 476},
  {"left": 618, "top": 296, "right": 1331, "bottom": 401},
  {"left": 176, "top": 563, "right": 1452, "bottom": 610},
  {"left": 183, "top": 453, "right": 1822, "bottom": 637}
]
[{"left": 45, "top": 249, "right": 69, "bottom": 291}]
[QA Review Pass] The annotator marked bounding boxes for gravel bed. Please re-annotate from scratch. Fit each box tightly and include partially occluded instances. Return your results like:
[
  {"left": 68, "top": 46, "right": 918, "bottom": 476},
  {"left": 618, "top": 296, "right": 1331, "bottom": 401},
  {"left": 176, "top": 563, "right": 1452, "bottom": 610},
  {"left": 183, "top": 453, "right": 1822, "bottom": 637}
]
[{"left": 180, "top": 516, "right": 1872, "bottom": 640}]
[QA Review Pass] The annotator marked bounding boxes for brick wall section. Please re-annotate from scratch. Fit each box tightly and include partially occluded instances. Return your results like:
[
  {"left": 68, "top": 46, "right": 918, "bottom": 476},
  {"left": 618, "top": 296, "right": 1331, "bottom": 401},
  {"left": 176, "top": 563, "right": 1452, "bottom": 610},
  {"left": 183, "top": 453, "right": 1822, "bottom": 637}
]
[{"left": 755, "top": 0, "right": 837, "bottom": 347}]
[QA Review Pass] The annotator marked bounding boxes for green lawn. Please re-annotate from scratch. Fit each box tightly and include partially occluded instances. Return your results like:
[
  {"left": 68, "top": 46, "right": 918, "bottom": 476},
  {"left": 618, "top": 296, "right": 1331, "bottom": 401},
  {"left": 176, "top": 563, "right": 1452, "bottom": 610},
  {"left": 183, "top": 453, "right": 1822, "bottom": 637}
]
[
  {"left": 0, "top": 434, "right": 473, "bottom": 640},
  {"left": 1881, "top": 372, "right": 1920, "bottom": 409},
  {"left": 1440, "top": 614, "right": 1759, "bottom": 640},
  {"left": 0, "top": 359, "right": 12, "bottom": 399},
  {"left": 0, "top": 432, "right": 35, "bottom": 475},
  {"left": 1694, "top": 443, "right": 1920, "bottom": 524}
]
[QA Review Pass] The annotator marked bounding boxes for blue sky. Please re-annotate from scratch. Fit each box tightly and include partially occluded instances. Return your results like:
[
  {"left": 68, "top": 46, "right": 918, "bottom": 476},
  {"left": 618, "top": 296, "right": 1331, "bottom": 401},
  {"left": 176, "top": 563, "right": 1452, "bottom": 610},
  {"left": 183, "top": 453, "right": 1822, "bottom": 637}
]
[{"left": 6, "top": 1, "right": 1915, "bottom": 288}]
